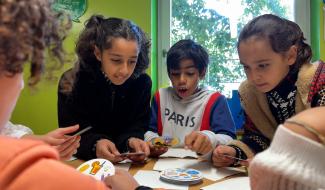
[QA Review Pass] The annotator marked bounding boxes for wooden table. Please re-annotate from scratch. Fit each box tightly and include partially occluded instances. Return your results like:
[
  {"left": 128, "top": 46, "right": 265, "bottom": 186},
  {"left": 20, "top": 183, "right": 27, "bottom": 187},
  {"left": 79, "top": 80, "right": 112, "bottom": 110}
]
[{"left": 65, "top": 158, "right": 247, "bottom": 190}]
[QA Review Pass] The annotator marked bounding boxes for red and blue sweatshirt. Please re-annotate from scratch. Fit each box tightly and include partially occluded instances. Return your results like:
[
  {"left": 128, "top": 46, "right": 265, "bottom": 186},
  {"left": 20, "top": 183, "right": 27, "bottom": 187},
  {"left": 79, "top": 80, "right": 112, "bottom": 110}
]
[{"left": 145, "top": 87, "right": 236, "bottom": 149}]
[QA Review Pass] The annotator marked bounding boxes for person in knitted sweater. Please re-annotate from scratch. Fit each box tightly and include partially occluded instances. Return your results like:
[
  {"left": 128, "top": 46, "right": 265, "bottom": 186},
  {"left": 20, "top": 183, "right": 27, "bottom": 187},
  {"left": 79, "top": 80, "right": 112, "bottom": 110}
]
[
  {"left": 212, "top": 14, "right": 325, "bottom": 167},
  {"left": 250, "top": 107, "right": 325, "bottom": 190}
]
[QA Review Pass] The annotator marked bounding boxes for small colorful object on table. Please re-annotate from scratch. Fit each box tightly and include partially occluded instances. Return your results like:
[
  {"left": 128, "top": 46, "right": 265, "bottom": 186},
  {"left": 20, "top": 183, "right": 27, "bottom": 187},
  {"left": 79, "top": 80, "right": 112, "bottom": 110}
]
[
  {"left": 152, "top": 136, "right": 180, "bottom": 147},
  {"left": 76, "top": 158, "right": 115, "bottom": 181},
  {"left": 160, "top": 168, "right": 203, "bottom": 185}
]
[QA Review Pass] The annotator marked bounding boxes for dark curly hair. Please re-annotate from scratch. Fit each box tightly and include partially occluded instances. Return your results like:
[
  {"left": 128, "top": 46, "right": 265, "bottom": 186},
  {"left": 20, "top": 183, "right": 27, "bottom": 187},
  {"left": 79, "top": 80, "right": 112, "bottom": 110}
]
[
  {"left": 237, "top": 14, "right": 312, "bottom": 74},
  {"left": 167, "top": 39, "right": 209, "bottom": 76},
  {"left": 60, "top": 15, "right": 150, "bottom": 93},
  {"left": 0, "top": 0, "right": 71, "bottom": 85}
]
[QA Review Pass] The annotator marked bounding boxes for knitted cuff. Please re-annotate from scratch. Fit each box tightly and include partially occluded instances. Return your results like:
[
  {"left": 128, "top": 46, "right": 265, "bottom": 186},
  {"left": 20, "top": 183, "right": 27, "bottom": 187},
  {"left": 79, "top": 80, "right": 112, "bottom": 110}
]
[
  {"left": 134, "top": 185, "right": 153, "bottom": 190},
  {"left": 227, "top": 140, "right": 255, "bottom": 158},
  {"left": 228, "top": 145, "right": 247, "bottom": 166}
]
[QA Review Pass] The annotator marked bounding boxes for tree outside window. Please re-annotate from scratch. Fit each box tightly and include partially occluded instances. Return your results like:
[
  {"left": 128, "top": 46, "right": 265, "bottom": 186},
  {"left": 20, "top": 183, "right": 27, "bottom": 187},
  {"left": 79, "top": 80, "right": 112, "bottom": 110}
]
[{"left": 171, "top": 0, "right": 293, "bottom": 96}]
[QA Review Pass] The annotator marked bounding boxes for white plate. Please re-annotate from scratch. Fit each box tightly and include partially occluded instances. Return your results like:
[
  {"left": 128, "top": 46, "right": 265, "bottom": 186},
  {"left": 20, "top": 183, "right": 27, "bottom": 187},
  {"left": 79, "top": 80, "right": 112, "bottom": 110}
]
[
  {"left": 160, "top": 168, "right": 203, "bottom": 184},
  {"left": 76, "top": 158, "right": 115, "bottom": 181}
]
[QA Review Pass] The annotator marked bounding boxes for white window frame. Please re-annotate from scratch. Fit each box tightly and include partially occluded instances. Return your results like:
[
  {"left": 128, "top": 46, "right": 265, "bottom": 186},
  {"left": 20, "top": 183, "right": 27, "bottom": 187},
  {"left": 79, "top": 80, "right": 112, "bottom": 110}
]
[{"left": 157, "top": 0, "right": 311, "bottom": 87}]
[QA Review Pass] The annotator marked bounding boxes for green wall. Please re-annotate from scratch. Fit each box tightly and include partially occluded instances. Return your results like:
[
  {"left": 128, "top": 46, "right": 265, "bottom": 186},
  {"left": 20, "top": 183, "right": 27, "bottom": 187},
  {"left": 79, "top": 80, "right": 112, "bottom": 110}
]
[
  {"left": 320, "top": 2, "right": 325, "bottom": 61},
  {"left": 11, "top": 0, "right": 153, "bottom": 134},
  {"left": 311, "top": 0, "right": 325, "bottom": 61}
]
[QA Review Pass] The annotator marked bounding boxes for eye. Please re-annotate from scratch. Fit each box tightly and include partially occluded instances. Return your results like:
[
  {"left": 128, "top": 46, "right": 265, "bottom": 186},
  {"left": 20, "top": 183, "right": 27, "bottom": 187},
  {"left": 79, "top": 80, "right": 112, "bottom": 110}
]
[
  {"left": 170, "top": 71, "right": 180, "bottom": 76},
  {"left": 111, "top": 59, "right": 122, "bottom": 63},
  {"left": 258, "top": 64, "right": 269, "bottom": 69},
  {"left": 128, "top": 60, "right": 137, "bottom": 65},
  {"left": 186, "top": 72, "right": 195, "bottom": 76},
  {"left": 242, "top": 65, "right": 249, "bottom": 71}
]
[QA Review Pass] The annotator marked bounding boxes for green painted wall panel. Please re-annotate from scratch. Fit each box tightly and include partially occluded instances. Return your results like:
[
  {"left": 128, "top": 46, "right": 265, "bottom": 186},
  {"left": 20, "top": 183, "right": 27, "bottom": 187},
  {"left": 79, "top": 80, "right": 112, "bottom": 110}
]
[
  {"left": 311, "top": 0, "right": 325, "bottom": 61},
  {"left": 11, "top": 0, "right": 151, "bottom": 134},
  {"left": 320, "top": 2, "right": 325, "bottom": 61}
]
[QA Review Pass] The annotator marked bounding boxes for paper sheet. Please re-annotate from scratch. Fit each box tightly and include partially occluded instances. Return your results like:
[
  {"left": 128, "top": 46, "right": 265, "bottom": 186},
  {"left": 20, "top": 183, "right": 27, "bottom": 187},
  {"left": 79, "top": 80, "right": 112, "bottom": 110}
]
[
  {"left": 66, "top": 156, "right": 78, "bottom": 161},
  {"left": 200, "top": 177, "right": 250, "bottom": 190},
  {"left": 153, "top": 158, "right": 240, "bottom": 181},
  {"left": 134, "top": 170, "right": 188, "bottom": 190},
  {"left": 160, "top": 148, "right": 198, "bottom": 158}
]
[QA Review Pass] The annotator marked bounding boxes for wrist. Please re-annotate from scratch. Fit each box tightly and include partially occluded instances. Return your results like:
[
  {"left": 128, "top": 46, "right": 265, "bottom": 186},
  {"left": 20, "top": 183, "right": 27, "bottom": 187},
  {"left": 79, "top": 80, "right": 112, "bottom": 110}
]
[
  {"left": 229, "top": 145, "right": 247, "bottom": 166},
  {"left": 22, "top": 134, "right": 43, "bottom": 141},
  {"left": 134, "top": 185, "right": 152, "bottom": 190}
]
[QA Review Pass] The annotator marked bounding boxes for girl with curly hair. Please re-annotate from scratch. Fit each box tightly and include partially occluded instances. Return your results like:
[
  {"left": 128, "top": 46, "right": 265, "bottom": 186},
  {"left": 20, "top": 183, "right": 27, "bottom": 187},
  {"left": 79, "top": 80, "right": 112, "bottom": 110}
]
[
  {"left": 0, "top": 0, "right": 82, "bottom": 161},
  {"left": 0, "top": 1, "right": 153, "bottom": 189},
  {"left": 58, "top": 15, "right": 152, "bottom": 163}
]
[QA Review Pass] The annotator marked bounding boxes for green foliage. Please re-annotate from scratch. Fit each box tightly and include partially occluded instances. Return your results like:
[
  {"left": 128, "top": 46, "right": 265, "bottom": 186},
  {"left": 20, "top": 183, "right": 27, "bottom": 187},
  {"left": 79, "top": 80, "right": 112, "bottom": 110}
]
[{"left": 172, "top": 0, "right": 289, "bottom": 91}]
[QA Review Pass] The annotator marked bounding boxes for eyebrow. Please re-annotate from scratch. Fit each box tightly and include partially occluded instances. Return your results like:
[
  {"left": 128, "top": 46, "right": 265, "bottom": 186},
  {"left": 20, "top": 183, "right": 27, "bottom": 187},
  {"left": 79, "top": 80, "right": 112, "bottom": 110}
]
[
  {"left": 181, "top": 65, "right": 196, "bottom": 69},
  {"left": 255, "top": 59, "right": 270, "bottom": 64},
  {"left": 240, "top": 59, "right": 270, "bottom": 66},
  {"left": 108, "top": 53, "right": 138, "bottom": 59}
]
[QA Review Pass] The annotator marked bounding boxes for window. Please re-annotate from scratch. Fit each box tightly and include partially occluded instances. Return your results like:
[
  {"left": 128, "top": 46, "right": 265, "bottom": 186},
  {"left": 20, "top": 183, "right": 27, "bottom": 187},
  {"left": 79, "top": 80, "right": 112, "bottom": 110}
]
[{"left": 158, "top": 0, "right": 310, "bottom": 97}]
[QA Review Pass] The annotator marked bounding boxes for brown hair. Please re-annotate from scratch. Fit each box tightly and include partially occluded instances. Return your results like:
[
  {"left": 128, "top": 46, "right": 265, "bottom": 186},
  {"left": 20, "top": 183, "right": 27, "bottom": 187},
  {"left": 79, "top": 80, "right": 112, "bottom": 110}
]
[
  {"left": 237, "top": 14, "right": 312, "bottom": 74},
  {"left": 0, "top": 0, "right": 71, "bottom": 85}
]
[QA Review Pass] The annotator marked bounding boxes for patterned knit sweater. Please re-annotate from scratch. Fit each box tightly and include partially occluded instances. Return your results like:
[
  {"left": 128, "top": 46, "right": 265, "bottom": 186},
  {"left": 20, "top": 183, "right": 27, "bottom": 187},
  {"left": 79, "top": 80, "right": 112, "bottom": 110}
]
[{"left": 229, "top": 61, "right": 325, "bottom": 158}]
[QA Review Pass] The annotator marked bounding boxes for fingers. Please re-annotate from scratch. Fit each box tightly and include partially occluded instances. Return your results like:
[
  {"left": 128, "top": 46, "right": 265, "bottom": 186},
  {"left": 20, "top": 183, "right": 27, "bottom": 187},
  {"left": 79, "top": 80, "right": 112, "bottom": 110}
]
[
  {"left": 128, "top": 138, "right": 150, "bottom": 154},
  {"left": 57, "top": 136, "right": 80, "bottom": 160},
  {"left": 42, "top": 135, "right": 67, "bottom": 146},
  {"left": 42, "top": 125, "right": 80, "bottom": 146},
  {"left": 184, "top": 131, "right": 197, "bottom": 149},
  {"left": 104, "top": 169, "right": 139, "bottom": 190},
  {"left": 139, "top": 140, "right": 150, "bottom": 156},
  {"left": 185, "top": 132, "right": 212, "bottom": 154},
  {"left": 57, "top": 124, "right": 80, "bottom": 136},
  {"left": 96, "top": 139, "right": 123, "bottom": 163},
  {"left": 149, "top": 144, "right": 168, "bottom": 157},
  {"left": 212, "top": 145, "right": 235, "bottom": 167},
  {"left": 240, "top": 158, "right": 252, "bottom": 167},
  {"left": 128, "top": 138, "right": 149, "bottom": 162}
]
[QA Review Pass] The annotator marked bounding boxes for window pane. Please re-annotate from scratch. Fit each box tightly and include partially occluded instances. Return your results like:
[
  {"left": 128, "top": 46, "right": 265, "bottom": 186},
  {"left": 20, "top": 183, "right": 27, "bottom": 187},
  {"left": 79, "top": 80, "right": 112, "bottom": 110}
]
[{"left": 171, "top": 0, "right": 294, "bottom": 97}]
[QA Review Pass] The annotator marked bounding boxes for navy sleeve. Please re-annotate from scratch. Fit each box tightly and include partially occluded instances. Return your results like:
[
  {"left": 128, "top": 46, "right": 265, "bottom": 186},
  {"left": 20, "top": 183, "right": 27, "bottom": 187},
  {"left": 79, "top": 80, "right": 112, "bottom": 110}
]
[
  {"left": 210, "top": 95, "right": 236, "bottom": 139},
  {"left": 148, "top": 96, "right": 159, "bottom": 133}
]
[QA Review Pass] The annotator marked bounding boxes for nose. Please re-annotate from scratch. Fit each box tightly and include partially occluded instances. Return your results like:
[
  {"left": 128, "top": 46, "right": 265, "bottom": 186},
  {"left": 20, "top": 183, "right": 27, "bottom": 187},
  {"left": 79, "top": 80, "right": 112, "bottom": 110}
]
[
  {"left": 248, "top": 70, "right": 261, "bottom": 83},
  {"left": 119, "top": 62, "right": 129, "bottom": 76},
  {"left": 179, "top": 73, "right": 186, "bottom": 84}
]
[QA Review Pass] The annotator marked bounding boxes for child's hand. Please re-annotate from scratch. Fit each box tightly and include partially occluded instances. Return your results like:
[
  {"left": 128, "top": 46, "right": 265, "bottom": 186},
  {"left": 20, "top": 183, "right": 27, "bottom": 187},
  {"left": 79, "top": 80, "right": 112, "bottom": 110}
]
[
  {"left": 96, "top": 139, "right": 124, "bottom": 163},
  {"left": 212, "top": 145, "right": 236, "bottom": 167},
  {"left": 24, "top": 125, "right": 81, "bottom": 160},
  {"left": 41, "top": 124, "right": 79, "bottom": 146},
  {"left": 149, "top": 140, "right": 168, "bottom": 157},
  {"left": 104, "top": 169, "right": 139, "bottom": 190},
  {"left": 184, "top": 131, "right": 212, "bottom": 154},
  {"left": 55, "top": 134, "right": 80, "bottom": 160},
  {"left": 127, "top": 137, "right": 150, "bottom": 162}
]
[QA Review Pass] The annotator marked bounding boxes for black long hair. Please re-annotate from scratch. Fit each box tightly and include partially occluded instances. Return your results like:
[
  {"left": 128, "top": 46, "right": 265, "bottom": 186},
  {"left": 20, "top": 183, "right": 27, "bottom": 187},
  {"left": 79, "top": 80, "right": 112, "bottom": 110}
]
[
  {"left": 237, "top": 14, "right": 312, "bottom": 74},
  {"left": 167, "top": 39, "right": 209, "bottom": 75}
]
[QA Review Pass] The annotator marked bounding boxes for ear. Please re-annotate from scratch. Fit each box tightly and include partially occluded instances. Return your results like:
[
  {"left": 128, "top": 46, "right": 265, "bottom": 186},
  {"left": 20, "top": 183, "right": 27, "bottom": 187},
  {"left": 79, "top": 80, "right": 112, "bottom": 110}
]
[
  {"left": 286, "top": 45, "right": 297, "bottom": 66},
  {"left": 199, "top": 69, "right": 206, "bottom": 79},
  {"left": 94, "top": 46, "right": 102, "bottom": 62}
]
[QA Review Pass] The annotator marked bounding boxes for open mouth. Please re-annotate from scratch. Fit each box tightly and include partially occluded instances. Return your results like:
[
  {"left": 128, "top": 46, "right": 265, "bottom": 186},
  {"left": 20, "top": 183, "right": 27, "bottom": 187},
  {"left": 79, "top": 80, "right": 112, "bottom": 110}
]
[{"left": 177, "top": 87, "right": 188, "bottom": 96}]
